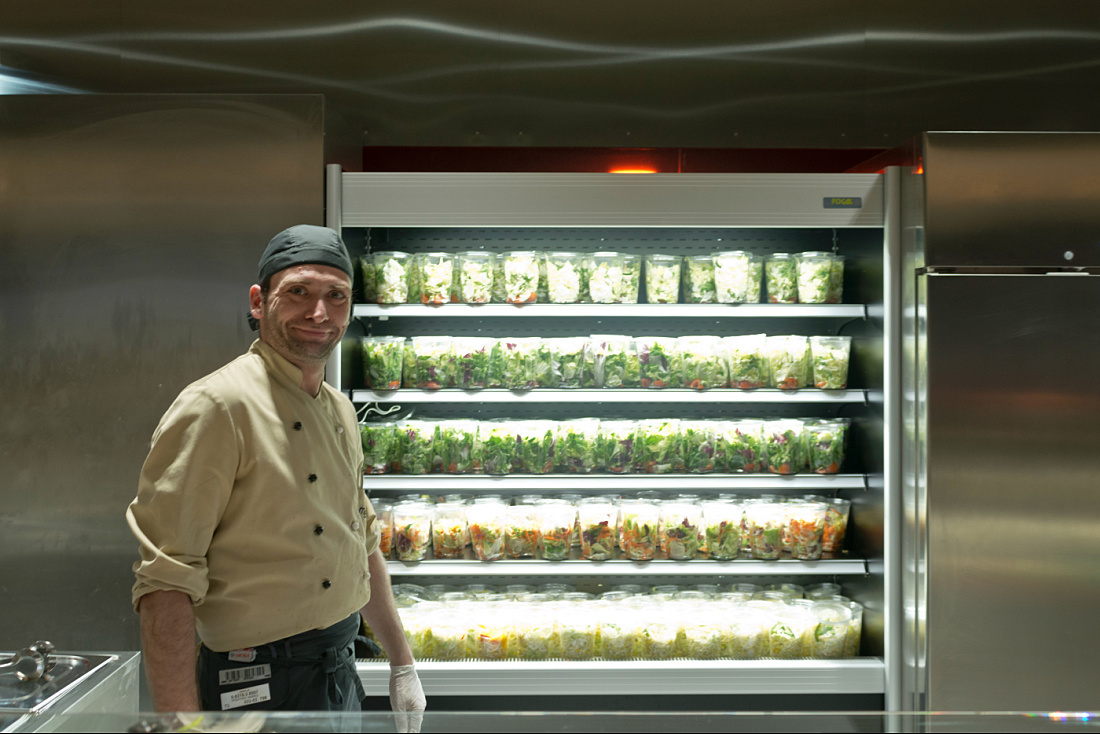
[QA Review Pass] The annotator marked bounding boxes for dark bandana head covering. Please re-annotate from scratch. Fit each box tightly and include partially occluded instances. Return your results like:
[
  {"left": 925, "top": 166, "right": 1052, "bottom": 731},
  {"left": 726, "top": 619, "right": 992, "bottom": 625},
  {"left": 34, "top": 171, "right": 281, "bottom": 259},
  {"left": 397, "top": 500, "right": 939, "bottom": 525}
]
[{"left": 249, "top": 225, "right": 354, "bottom": 330}]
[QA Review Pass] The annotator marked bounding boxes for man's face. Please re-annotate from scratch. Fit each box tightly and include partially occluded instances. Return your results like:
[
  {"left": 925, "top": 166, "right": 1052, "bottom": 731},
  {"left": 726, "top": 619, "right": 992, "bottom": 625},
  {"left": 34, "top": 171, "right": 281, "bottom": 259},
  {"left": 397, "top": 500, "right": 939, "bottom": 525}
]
[{"left": 249, "top": 264, "right": 352, "bottom": 369}]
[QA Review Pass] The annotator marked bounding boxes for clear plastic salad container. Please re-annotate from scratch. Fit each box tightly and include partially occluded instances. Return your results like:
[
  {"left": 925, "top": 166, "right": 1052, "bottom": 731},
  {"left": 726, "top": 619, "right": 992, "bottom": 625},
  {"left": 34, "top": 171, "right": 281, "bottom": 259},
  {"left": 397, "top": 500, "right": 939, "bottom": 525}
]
[
  {"left": 392, "top": 500, "right": 433, "bottom": 561},
  {"left": 555, "top": 417, "right": 600, "bottom": 474},
  {"left": 361, "top": 421, "right": 398, "bottom": 475},
  {"left": 807, "top": 418, "right": 849, "bottom": 474},
  {"left": 714, "top": 250, "right": 761, "bottom": 304},
  {"left": 745, "top": 501, "right": 786, "bottom": 560},
  {"left": 769, "top": 607, "right": 815, "bottom": 659},
  {"left": 810, "top": 601, "right": 852, "bottom": 659},
  {"left": 680, "top": 420, "right": 717, "bottom": 474},
  {"left": 683, "top": 255, "right": 717, "bottom": 303},
  {"left": 558, "top": 599, "right": 599, "bottom": 659},
  {"left": 514, "top": 602, "right": 556, "bottom": 659},
  {"left": 473, "top": 601, "right": 510, "bottom": 658},
  {"left": 702, "top": 499, "right": 742, "bottom": 560},
  {"left": 796, "top": 251, "right": 834, "bottom": 304},
  {"left": 516, "top": 419, "right": 555, "bottom": 475},
  {"left": 451, "top": 336, "right": 494, "bottom": 390},
  {"left": 457, "top": 251, "right": 494, "bottom": 304},
  {"left": 587, "top": 334, "right": 636, "bottom": 388},
  {"left": 642, "top": 606, "right": 679, "bottom": 659},
  {"left": 636, "top": 336, "right": 679, "bottom": 389},
  {"left": 401, "top": 340, "right": 416, "bottom": 388},
  {"left": 765, "top": 253, "right": 798, "bottom": 304},
  {"left": 491, "top": 253, "right": 507, "bottom": 303},
  {"left": 823, "top": 497, "right": 852, "bottom": 553},
  {"left": 767, "top": 335, "right": 811, "bottom": 389},
  {"left": 599, "top": 605, "right": 641, "bottom": 660},
  {"left": 585, "top": 252, "right": 625, "bottom": 304},
  {"left": 660, "top": 498, "right": 702, "bottom": 560},
  {"left": 417, "top": 252, "right": 457, "bottom": 304},
  {"left": 373, "top": 251, "right": 413, "bottom": 304},
  {"left": 359, "top": 254, "right": 377, "bottom": 304},
  {"left": 544, "top": 252, "right": 585, "bottom": 303},
  {"left": 578, "top": 497, "right": 617, "bottom": 561},
  {"left": 644, "top": 254, "right": 682, "bottom": 303},
  {"left": 396, "top": 419, "right": 436, "bottom": 475},
  {"left": 534, "top": 339, "right": 554, "bottom": 388},
  {"left": 466, "top": 498, "right": 507, "bottom": 561},
  {"left": 722, "top": 334, "right": 769, "bottom": 389},
  {"left": 845, "top": 601, "right": 864, "bottom": 657},
  {"left": 620, "top": 253, "right": 641, "bottom": 303},
  {"left": 727, "top": 608, "right": 769, "bottom": 658},
  {"left": 787, "top": 501, "right": 828, "bottom": 560},
  {"left": 537, "top": 499, "right": 576, "bottom": 561},
  {"left": 537, "top": 255, "right": 549, "bottom": 302},
  {"left": 762, "top": 419, "right": 807, "bottom": 475},
  {"left": 545, "top": 336, "right": 588, "bottom": 389},
  {"left": 678, "top": 336, "right": 728, "bottom": 390},
  {"left": 638, "top": 418, "right": 683, "bottom": 474},
  {"left": 375, "top": 500, "right": 393, "bottom": 556},
  {"left": 432, "top": 500, "right": 468, "bottom": 558},
  {"left": 405, "top": 254, "right": 422, "bottom": 304},
  {"left": 804, "top": 582, "right": 843, "bottom": 600},
  {"left": 618, "top": 498, "right": 659, "bottom": 561},
  {"left": 503, "top": 251, "right": 540, "bottom": 304},
  {"left": 495, "top": 337, "right": 540, "bottom": 390},
  {"left": 409, "top": 336, "right": 454, "bottom": 389},
  {"left": 431, "top": 603, "right": 473, "bottom": 660},
  {"left": 480, "top": 420, "right": 517, "bottom": 475},
  {"left": 810, "top": 335, "right": 852, "bottom": 389},
  {"left": 827, "top": 255, "right": 845, "bottom": 304},
  {"left": 362, "top": 335, "right": 405, "bottom": 391},
  {"left": 683, "top": 608, "right": 726, "bottom": 659},
  {"left": 439, "top": 419, "right": 478, "bottom": 474},
  {"left": 504, "top": 503, "right": 539, "bottom": 559},
  {"left": 598, "top": 419, "right": 638, "bottom": 474}
]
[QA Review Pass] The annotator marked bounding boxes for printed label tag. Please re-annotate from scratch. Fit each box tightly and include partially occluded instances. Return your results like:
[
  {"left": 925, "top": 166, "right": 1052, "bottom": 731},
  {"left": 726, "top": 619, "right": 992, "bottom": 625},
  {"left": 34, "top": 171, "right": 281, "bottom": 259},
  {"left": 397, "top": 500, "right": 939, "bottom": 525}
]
[
  {"left": 227, "top": 648, "right": 256, "bottom": 663},
  {"left": 220, "top": 683, "right": 271, "bottom": 710},
  {"left": 218, "top": 663, "right": 272, "bottom": 686}
]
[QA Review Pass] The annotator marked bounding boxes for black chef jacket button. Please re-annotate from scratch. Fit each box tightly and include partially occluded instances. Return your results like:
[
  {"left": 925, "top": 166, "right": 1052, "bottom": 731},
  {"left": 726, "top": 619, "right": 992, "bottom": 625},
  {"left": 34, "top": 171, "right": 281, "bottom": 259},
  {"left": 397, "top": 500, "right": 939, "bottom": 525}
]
[
  {"left": 322, "top": 579, "right": 332, "bottom": 589},
  {"left": 359, "top": 507, "right": 367, "bottom": 517},
  {"left": 308, "top": 473, "right": 317, "bottom": 483},
  {"left": 293, "top": 422, "right": 302, "bottom": 430},
  {"left": 314, "top": 525, "right": 324, "bottom": 535}
]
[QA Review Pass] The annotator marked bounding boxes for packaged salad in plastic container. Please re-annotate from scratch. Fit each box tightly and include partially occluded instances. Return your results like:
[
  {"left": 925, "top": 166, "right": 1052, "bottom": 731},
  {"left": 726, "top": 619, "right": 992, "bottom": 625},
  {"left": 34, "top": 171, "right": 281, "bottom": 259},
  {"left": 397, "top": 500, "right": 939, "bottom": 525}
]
[
  {"left": 432, "top": 501, "right": 468, "bottom": 559},
  {"left": 537, "top": 499, "right": 576, "bottom": 561},
  {"left": 765, "top": 253, "right": 798, "bottom": 304},
  {"left": 537, "top": 256, "right": 549, "bottom": 302},
  {"left": 558, "top": 598, "right": 599, "bottom": 659},
  {"left": 473, "top": 599, "right": 511, "bottom": 658},
  {"left": 457, "top": 251, "right": 494, "bottom": 304},
  {"left": 618, "top": 498, "right": 659, "bottom": 561},
  {"left": 722, "top": 334, "right": 769, "bottom": 389},
  {"left": 642, "top": 606, "right": 679, "bottom": 659},
  {"left": 545, "top": 252, "right": 585, "bottom": 303},
  {"left": 409, "top": 336, "right": 454, "bottom": 389},
  {"left": 810, "top": 335, "right": 852, "bottom": 389},
  {"left": 585, "top": 252, "right": 624, "bottom": 304},
  {"left": 361, "top": 421, "right": 398, "bottom": 475},
  {"left": 587, "top": 334, "right": 635, "bottom": 388},
  {"left": 503, "top": 251, "right": 540, "bottom": 304},
  {"left": 787, "top": 501, "right": 828, "bottom": 560},
  {"left": 466, "top": 498, "right": 507, "bottom": 561},
  {"left": 430, "top": 603, "right": 473, "bottom": 660},
  {"left": 555, "top": 417, "right": 600, "bottom": 473},
  {"left": 359, "top": 254, "right": 377, "bottom": 303},
  {"left": 545, "top": 337, "right": 588, "bottom": 389},
  {"left": 362, "top": 335, "right": 404, "bottom": 391},
  {"left": 598, "top": 419, "right": 638, "bottom": 474},
  {"left": 578, "top": 497, "right": 617, "bottom": 561},
  {"left": 644, "top": 254, "right": 681, "bottom": 303},
  {"left": 375, "top": 500, "right": 393, "bottom": 556},
  {"left": 683, "top": 255, "right": 717, "bottom": 303},
  {"left": 806, "top": 418, "right": 848, "bottom": 474},
  {"left": 417, "top": 252, "right": 457, "bottom": 304},
  {"left": 745, "top": 501, "right": 786, "bottom": 560},
  {"left": 678, "top": 336, "right": 728, "bottom": 390},
  {"left": 491, "top": 253, "right": 507, "bottom": 303},
  {"left": 827, "top": 255, "right": 845, "bottom": 304},
  {"left": 660, "top": 498, "right": 702, "bottom": 560},
  {"left": 505, "top": 504, "right": 539, "bottom": 559},
  {"left": 762, "top": 419, "right": 807, "bottom": 474},
  {"left": 374, "top": 251, "right": 413, "bottom": 304},
  {"left": 480, "top": 421, "right": 517, "bottom": 475},
  {"left": 716, "top": 419, "right": 764, "bottom": 473},
  {"left": 451, "top": 336, "right": 493, "bottom": 390},
  {"left": 680, "top": 420, "right": 717, "bottom": 474},
  {"left": 636, "top": 336, "right": 679, "bottom": 388},
  {"left": 796, "top": 251, "right": 834, "bottom": 304},
  {"left": 714, "top": 250, "right": 761, "bottom": 303},
  {"left": 620, "top": 253, "right": 641, "bottom": 303},
  {"left": 599, "top": 605, "right": 641, "bottom": 660},
  {"left": 396, "top": 420, "right": 436, "bottom": 475},
  {"left": 406, "top": 255, "right": 422, "bottom": 304},
  {"left": 683, "top": 608, "right": 726, "bottom": 659},
  {"left": 810, "top": 602, "right": 852, "bottom": 659},
  {"left": 823, "top": 497, "right": 851, "bottom": 553},
  {"left": 498, "top": 337, "right": 541, "bottom": 390},
  {"left": 769, "top": 607, "right": 815, "bottom": 659},
  {"left": 392, "top": 500, "right": 432, "bottom": 561},
  {"left": 534, "top": 340, "right": 554, "bottom": 388},
  {"left": 401, "top": 340, "right": 416, "bottom": 388},
  {"left": 702, "top": 499, "right": 743, "bottom": 560},
  {"left": 516, "top": 420, "right": 555, "bottom": 474},
  {"left": 767, "top": 335, "right": 811, "bottom": 389},
  {"left": 845, "top": 600, "right": 864, "bottom": 657},
  {"left": 439, "top": 419, "right": 479, "bottom": 474},
  {"left": 514, "top": 601, "right": 556, "bottom": 658},
  {"left": 638, "top": 418, "right": 683, "bottom": 474},
  {"left": 727, "top": 609, "right": 769, "bottom": 658}
]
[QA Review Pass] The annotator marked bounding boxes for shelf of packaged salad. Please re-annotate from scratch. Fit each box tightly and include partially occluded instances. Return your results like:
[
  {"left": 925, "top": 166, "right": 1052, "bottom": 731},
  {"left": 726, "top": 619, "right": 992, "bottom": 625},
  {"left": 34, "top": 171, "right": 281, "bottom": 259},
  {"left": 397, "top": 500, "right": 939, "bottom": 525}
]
[
  {"left": 364, "top": 473, "right": 867, "bottom": 492},
  {"left": 356, "top": 658, "right": 886, "bottom": 696},
  {"left": 353, "top": 303, "right": 867, "bottom": 319},
  {"left": 384, "top": 557, "right": 868, "bottom": 577},
  {"left": 352, "top": 388, "right": 866, "bottom": 404}
]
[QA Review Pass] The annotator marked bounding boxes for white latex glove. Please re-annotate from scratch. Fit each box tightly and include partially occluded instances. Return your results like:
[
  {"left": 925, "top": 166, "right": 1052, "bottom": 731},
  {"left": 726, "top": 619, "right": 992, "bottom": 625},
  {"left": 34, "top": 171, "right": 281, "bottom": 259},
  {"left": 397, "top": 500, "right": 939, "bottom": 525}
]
[{"left": 389, "top": 664, "right": 426, "bottom": 733}]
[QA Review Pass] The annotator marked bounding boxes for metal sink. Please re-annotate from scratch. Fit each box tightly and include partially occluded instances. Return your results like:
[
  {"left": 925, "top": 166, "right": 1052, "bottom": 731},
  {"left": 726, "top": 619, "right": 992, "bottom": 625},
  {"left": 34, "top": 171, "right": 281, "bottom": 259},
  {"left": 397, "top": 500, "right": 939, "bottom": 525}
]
[{"left": 0, "top": 654, "right": 114, "bottom": 714}]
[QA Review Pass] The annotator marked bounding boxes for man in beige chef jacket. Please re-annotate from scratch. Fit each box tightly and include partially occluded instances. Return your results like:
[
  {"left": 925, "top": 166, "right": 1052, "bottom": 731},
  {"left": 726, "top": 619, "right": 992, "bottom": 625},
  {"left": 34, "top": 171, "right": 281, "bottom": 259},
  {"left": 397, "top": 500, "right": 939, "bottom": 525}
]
[{"left": 127, "top": 225, "right": 425, "bottom": 728}]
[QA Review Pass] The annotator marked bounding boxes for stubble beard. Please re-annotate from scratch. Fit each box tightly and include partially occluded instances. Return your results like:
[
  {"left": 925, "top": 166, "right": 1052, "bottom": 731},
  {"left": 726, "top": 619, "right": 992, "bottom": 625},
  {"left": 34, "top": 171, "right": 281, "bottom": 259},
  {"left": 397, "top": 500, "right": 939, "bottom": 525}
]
[{"left": 261, "top": 312, "right": 344, "bottom": 368}]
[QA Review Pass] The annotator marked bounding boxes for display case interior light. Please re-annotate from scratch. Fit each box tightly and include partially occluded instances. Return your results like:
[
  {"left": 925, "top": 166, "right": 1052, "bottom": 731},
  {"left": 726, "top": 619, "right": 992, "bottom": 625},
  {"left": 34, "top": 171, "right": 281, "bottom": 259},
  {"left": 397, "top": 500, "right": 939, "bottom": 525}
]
[{"left": 608, "top": 167, "right": 658, "bottom": 174}]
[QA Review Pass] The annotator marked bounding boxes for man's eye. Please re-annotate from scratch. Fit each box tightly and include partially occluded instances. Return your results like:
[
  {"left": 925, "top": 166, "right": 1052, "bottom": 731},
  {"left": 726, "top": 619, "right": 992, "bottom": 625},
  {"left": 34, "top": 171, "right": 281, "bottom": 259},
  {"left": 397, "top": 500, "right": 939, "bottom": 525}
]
[
  {"left": 288, "top": 286, "right": 307, "bottom": 295},
  {"left": 330, "top": 291, "right": 349, "bottom": 300}
]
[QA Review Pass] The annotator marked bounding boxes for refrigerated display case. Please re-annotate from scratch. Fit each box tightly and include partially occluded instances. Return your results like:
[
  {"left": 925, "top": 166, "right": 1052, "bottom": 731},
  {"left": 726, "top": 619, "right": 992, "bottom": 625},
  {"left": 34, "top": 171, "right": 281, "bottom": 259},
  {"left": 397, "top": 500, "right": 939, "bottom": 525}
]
[{"left": 325, "top": 168, "right": 899, "bottom": 707}]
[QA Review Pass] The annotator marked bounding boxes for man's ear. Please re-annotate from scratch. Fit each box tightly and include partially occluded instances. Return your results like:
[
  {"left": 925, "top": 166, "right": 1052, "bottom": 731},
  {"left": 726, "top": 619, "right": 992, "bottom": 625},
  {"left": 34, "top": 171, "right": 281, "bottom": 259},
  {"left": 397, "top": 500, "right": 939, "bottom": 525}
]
[{"left": 249, "top": 284, "right": 264, "bottom": 321}]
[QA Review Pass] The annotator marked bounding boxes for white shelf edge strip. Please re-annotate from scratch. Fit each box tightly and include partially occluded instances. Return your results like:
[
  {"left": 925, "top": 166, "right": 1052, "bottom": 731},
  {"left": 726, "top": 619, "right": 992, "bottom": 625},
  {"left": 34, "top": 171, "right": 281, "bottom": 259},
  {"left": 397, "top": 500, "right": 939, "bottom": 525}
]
[
  {"left": 385, "top": 559, "right": 868, "bottom": 577},
  {"left": 365, "top": 474, "right": 866, "bottom": 491},
  {"left": 353, "top": 304, "right": 866, "bottom": 318},
  {"left": 352, "top": 389, "right": 865, "bottom": 404},
  {"left": 356, "top": 658, "right": 886, "bottom": 696}
]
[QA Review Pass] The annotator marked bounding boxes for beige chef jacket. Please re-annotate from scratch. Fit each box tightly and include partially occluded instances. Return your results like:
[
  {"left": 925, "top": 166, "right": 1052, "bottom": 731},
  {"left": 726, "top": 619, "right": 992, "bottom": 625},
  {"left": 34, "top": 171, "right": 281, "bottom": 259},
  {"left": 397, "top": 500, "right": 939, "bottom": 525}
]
[{"left": 128, "top": 339, "right": 379, "bottom": 652}]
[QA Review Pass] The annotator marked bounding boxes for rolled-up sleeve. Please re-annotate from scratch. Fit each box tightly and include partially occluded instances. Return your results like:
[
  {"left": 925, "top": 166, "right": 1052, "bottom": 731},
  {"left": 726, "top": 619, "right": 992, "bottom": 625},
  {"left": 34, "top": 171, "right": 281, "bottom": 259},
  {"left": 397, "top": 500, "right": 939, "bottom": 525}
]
[{"left": 127, "top": 385, "right": 237, "bottom": 610}]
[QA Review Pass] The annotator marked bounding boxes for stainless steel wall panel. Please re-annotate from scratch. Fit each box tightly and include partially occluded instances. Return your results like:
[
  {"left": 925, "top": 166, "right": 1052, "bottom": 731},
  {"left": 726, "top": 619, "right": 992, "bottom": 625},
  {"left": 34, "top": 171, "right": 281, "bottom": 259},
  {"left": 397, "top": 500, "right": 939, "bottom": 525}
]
[{"left": 0, "top": 95, "right": 323, "bottom": 651}]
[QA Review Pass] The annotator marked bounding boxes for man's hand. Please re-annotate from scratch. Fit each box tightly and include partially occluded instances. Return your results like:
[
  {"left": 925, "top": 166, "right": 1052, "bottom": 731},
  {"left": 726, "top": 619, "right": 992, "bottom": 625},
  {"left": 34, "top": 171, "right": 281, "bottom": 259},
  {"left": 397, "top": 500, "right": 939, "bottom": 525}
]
[{"left": 388, "top": 664, "right": 426, "bottom": 733}]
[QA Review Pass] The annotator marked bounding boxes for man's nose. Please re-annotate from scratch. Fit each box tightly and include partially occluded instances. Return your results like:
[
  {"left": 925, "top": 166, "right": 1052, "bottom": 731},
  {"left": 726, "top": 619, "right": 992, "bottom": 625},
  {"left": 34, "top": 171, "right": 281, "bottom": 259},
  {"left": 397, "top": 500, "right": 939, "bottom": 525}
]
[{"left": 306, "top": 298, "right": 328, "bottom": 321}]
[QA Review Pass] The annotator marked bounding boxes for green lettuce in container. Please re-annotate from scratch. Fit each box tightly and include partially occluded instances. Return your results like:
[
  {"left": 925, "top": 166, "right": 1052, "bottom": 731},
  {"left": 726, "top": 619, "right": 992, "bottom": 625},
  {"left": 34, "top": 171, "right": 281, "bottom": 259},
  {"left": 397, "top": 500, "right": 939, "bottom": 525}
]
[
  {"left": 439, "top": 419, "right": 479, "bottom": 474},
  {"left": 500, "top": 337, "right": 541, "bottom": 390},
  {"left": 806, "top": 418, "right": 849, "bottom": 474},
  {"left": 678, "top": 336, "right": 728, "bottom": 390},
  {"left": 359, "top": 254, "right": 377, "bottom": 303},
  {"left": 827, "top": 256, "right": 845, "bottom": 304},
  {"left": 620, "top": 254, "right": 641, "bottom": 303},
  {"left": 487, "top": 338, "right": 506, "bottom": 388},
  {"left": 796, "top": 252, "right": 834, "bottom": 304},
  {"left": 555, "top": 417, "right": 600, "bottom": 473},
  {"left": 636, "top": 336, "right": 678, "bottom": 389},
  {"left": 765, "top": 253, "right": 798, "bottom": 304},
  {"left": 585, "top": 252, "right": 624, "bottom": 304},
  {"left": 714, "top": 250, "right": 759, "bottom": 303},
  {"left": 638, "top": 418, "right": 682, "bottom": 474},
  {"left": 405, "top": 256, "right": 422, "bottom": 304},
  {"left": 587, "top": 335, "right": 634, "bottom": 388},
  {"left": 401, "top": 340, "right": 416, "bottom": 388},
  {"left": 452, "top": 337, "right": 493, "bottom": 389},
  {"left": 598, "top": 419, "right": 638, "bottom": 474},
  {"left": 457, "top": 251, "right": 494, "bottom": 304},
  {"left": 417, "top": 252, "right": 457, "bottom": 304},
  {"left": 362, "top": 335, "right": 404, "bottom": 391},
  {"left": 762, "top": 419, "right": 807, "bottom": 475},
  {"left": 767, "top": 335, "right": 811, "bottom": 390},
  {"left": 659, "top": 498, "right": 702, "bottom": 559},
  {"left": 361, "top": 421, "right": 398, "bottom": 475},
  {"left": 701, "top": 499, "right": 742, "bottom": 560},
  {"left": 480, "top": 421, "right": 517, "bottom": 475},
  {"left": 534, "top": 340, "right": 554, "bottom": 388},
  {"left": 680, "top": 420, "right": 717, "bottom": 474},
  {"left": 516, "top": 420, "right": 556, "bottom": 474},
  {"left": 397, "top": 420, "right": 436, "bottom": 475},
  {"left": 722, "top": 334, "right": 769, "bottom": 389},
  {"left": 809, "top": 335, "right": 852, "bottom": 390},
  {"left": 644, "top": 254, "right": 681, "bottom": 303},
  {"left": 716, "top": 419, "right": 764, "bottom": 473},
  {"left": 545, "top": 252, "right": 585, "bottom": 303},
  {"left": 545, "top": 337, "right": 588, "bottom": 389},
  {"left": 409, "top": 336, "right": 454, "bottom": 389},
  {"left": 374, "top": 251, "right": 412, "bottom": 304},
  {"left": 504, "top": 251, "right": 540, "bottom": 304},
  {"left": 491, "top": 253, "right": 507, "bottom": 303},
  {"left": 683, "top": 255, "right": 717, "bottom": 303}
]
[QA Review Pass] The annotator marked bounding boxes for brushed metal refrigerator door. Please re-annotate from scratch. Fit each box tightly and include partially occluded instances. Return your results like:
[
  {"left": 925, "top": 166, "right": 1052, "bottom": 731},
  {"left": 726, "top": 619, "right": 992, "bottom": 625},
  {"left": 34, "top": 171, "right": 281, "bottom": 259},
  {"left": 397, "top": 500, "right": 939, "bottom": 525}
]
[{"left": 923, "top": 274, "right": 1100, "bottom": 710}]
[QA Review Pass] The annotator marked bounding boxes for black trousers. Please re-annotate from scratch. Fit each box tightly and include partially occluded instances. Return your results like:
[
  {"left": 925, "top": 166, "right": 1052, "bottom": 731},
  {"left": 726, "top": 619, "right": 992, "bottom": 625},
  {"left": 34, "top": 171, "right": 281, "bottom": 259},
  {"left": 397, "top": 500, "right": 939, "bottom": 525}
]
[{"left": 197, "top": 613, "right": 365, "bottom": 713}]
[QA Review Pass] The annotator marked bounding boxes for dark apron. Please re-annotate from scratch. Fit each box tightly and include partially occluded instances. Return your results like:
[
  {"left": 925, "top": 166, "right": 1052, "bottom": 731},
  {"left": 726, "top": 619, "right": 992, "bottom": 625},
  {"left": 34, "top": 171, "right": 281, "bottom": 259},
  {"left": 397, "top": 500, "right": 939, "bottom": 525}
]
[{"left": 197, "top": 612, "right": 366, "bottom": 713}]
